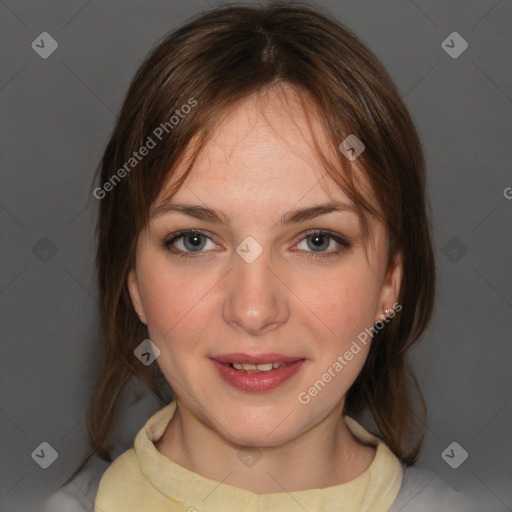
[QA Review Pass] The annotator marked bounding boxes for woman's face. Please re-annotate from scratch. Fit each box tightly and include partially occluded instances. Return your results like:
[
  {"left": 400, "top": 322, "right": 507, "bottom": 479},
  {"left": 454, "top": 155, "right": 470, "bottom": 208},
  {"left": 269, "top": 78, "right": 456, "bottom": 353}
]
[{"left": 127, "top": 86, "right": 402, "bottom": 447}]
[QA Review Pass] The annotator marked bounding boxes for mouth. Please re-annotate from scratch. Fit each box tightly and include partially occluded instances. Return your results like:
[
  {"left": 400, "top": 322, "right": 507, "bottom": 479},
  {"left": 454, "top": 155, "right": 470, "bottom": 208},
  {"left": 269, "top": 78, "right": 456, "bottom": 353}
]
[{"left": 210, "top": 353, "right": 306, "bottom": 392}]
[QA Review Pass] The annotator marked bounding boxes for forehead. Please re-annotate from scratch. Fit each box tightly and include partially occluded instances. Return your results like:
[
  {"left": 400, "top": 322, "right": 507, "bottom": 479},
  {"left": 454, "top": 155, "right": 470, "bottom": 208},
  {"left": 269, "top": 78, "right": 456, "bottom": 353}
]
[{"left": 154, "top": 85, "right": 375, "bottom": 216}]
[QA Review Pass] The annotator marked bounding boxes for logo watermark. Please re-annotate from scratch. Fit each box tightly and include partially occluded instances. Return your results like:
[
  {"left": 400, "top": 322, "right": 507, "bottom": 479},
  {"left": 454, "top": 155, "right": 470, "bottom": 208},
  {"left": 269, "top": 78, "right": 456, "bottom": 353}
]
[
  {"left": 297, "top": 301, "right": 402, "bottom": 405},
  {"left": 93, "top": 97, "right": 197, "bottom": 199}
]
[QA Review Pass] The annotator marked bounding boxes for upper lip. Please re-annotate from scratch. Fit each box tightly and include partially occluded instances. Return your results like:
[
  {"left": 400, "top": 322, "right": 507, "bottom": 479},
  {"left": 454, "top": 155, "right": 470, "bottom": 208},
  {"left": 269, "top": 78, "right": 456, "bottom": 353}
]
[{"left": 211, "top": 353, "right": 304, "bottom": 364}]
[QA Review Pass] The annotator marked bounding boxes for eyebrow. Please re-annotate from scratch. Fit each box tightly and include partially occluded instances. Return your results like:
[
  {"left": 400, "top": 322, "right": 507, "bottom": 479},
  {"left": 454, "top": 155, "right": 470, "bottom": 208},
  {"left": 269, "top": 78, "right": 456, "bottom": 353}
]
[{"left": 150, "top": 201, "right": 357, "bottom": 225}]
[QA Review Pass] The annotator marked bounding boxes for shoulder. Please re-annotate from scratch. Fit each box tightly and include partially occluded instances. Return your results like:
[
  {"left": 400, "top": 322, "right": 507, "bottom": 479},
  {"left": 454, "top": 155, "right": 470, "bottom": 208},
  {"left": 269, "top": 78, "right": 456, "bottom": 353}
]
[
  {"left": 97, "top": 448, "right": 139, "bottom": 485},
  {"left": 42, "top": 453, "right": 110, "bottom": 512},
  {"left": 389, "top": 463, "right": 475, "bottom": 512},
  {"left": 93, "top": 448, "right": 146, "bottom": 511},
  {"left": 42, "top": 449, "right": 140, "bottom": 512},
  {"left": 43, "top": 379, "right": 164, "bottom": 511}
]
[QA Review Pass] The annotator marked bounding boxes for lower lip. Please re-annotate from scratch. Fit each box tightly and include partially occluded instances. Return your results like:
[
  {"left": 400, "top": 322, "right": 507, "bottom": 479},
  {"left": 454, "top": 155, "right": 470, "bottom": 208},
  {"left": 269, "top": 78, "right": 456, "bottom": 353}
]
[{"left": 210, "top": 359, "right": 305, "bottom": 392}]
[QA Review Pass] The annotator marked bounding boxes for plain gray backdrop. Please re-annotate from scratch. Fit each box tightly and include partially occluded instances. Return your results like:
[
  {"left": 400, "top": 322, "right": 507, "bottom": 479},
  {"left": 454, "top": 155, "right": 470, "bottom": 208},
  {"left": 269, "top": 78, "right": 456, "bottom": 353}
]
[{"left": 1, "top": 0, "right": 511, "bottom": 510}]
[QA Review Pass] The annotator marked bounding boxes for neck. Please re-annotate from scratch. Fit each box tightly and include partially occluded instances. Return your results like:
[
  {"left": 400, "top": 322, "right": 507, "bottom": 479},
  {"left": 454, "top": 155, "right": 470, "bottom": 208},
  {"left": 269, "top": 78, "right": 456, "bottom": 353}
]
[{"left": 155, "top": 400, "right": 376, "bottom": 494}]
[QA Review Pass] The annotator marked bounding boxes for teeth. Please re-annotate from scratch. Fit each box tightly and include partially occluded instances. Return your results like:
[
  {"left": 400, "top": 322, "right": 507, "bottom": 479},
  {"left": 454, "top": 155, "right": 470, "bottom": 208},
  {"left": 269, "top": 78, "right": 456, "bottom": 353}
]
[
  {"left": 254, "top": 363, "right": 273, "bottom": 371},
  {"left": 231, "top": 362, "right": 284, "bottom": 372}
]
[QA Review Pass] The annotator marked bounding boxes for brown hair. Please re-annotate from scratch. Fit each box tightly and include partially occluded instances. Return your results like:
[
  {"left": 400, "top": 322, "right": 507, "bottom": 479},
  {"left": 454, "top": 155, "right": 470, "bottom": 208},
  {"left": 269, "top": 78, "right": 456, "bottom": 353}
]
[{"left": 64, "top": 0, "right": 435, "bottom": 486}]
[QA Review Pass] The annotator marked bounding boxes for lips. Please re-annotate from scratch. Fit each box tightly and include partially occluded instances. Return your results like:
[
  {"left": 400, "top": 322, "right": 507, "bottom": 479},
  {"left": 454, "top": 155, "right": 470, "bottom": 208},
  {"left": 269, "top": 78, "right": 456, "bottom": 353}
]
[{"left": 210, "top": 353, "right": 306, "bottom": 392}]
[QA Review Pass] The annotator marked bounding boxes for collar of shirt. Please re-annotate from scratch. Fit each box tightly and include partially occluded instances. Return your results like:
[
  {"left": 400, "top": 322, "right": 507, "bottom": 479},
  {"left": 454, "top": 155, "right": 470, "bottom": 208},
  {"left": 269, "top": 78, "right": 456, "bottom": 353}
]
[{"left": 133, "top": 401, "right": 403, "bottom": 512}]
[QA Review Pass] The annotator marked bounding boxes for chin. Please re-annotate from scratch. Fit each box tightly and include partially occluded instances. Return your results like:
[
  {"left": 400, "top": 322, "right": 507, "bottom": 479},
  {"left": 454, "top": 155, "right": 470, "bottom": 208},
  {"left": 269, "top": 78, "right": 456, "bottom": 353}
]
[
  {"left": 211, "top": 410, "right": 301, "bottom": 448},
  {"left": 225, "top": 428, "right": 293, "bottom": 449}
]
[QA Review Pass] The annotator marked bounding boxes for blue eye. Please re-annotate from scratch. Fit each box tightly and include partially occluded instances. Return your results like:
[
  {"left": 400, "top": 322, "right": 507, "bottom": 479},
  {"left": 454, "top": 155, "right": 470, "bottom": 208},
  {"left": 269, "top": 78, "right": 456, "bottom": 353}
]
[
  {"left": 166, "top": 231, "right": 214, "bottom": 253},
  {"left": 162, "top": 229, "right": 351, "bottom": 260},
  {"left": 295, "top": 231, "right": 350, "bottom": 258}
]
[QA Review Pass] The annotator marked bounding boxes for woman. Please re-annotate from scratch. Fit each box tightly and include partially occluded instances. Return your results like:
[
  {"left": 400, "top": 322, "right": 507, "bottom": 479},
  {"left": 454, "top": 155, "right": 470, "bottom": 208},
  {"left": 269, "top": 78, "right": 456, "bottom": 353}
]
[{"left": 45, "top": 2, "right": 472, "bottom": 511}]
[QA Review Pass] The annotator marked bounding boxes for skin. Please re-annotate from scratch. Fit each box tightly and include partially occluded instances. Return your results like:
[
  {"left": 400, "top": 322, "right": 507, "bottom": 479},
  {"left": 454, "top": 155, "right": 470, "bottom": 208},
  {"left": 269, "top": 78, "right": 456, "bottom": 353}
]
[{"left": 127, "top": 84, "right": 403, "bottom": 493}]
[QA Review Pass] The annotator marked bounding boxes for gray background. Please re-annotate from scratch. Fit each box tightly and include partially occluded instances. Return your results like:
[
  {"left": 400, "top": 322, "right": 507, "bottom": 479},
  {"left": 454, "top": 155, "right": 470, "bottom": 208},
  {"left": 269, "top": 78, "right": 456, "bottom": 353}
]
[{"left": 1, "top": 0, "right": 511, "bottom": 510}]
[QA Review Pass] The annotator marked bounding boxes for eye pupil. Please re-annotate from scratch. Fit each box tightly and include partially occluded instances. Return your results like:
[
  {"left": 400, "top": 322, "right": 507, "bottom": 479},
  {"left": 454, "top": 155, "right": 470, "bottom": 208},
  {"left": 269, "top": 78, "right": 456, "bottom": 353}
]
[
  {"left": 308, "top": 234, "right": 329, "bottom": 251},
  {"left": 184, "top": 233, "right": 205, "bottom": 251}
]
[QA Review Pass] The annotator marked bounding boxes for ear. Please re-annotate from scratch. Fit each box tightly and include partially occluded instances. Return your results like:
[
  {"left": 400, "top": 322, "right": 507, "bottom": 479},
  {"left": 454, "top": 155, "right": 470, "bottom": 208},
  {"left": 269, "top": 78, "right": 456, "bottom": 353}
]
[
  {"left": 127, "top": 267, "right": 147, "bottom": 325},
  {"left": 375, "top": 250, "right": 403, "bottom": 323}
]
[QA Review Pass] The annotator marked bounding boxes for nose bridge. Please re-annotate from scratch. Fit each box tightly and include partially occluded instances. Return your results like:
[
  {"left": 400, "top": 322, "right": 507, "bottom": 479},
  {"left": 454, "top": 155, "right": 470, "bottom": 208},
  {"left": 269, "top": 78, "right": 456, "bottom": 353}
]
[{"left": 223, "top": 239, "right": 288, "bottom": 334}]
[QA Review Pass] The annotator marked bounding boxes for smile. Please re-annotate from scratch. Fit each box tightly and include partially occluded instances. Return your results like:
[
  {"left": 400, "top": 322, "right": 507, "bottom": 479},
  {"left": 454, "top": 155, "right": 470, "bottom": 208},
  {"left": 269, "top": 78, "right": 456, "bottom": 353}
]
[{"left": 209, "top": 353, "right": 306, "bottom": 392}]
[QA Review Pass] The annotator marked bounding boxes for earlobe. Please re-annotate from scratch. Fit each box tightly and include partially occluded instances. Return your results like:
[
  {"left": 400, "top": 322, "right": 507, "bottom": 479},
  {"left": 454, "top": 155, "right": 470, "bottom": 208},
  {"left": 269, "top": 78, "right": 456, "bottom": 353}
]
[{"left": 127, "top": 267, "right": 147, "bottom": 324}]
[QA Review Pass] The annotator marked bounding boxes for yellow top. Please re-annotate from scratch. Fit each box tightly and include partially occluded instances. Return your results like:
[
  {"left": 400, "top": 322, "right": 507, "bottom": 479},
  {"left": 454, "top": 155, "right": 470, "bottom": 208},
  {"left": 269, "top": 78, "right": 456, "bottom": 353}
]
[{"left": 94, "top": 401, "right": 403, "bottom": 512}]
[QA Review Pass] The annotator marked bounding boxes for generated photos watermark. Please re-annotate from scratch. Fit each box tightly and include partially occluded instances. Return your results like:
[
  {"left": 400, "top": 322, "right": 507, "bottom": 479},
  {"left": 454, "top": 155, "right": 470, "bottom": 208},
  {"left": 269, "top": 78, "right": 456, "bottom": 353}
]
[
  {"left": 297, "top": 301, "right": 402, "bottom": 405},
  {"left": 93, "top": 97, "right": 197, "bottom": 199}
]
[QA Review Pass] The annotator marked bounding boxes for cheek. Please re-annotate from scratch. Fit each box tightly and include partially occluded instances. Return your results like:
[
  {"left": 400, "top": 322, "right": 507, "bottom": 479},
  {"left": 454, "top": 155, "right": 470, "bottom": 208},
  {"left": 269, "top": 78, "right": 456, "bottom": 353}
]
[
  {"left": 137, "top": 260, "right": 217, "bottom": 345},
  {"left": 295, "top": 266, "right": 380, "bottom": 347},
  {"left": 294, "top": 269, "right": 378, "bottom": 404},
  {"left": 142, "top": 282, "right": 182, "bottom": 333}
]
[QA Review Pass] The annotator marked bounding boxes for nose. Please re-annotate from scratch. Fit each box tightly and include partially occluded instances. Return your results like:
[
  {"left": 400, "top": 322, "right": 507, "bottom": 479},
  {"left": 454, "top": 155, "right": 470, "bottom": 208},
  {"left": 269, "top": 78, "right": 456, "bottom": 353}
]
[{"left": 223, "top": 244, "right": 289, "bottom": 336}]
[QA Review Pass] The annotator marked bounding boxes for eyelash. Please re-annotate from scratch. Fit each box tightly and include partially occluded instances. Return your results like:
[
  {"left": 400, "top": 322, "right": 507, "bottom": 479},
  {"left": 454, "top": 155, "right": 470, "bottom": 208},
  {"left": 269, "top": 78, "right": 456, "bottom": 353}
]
[{"left": 162, "top": 229, "right": 351, "bottom": 261}]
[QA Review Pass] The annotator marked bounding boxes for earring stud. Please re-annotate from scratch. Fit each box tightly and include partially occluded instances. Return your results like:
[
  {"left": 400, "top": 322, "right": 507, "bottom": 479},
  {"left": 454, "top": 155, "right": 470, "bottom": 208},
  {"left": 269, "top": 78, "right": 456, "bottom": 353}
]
[{"left": 378, "top": 307, "right": 394, "bottom": 321}]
